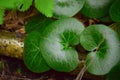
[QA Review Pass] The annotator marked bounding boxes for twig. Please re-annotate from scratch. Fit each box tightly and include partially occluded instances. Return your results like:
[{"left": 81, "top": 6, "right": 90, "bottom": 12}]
[{"left": 75, "top": 65, "right": 87, "bottom": 80}]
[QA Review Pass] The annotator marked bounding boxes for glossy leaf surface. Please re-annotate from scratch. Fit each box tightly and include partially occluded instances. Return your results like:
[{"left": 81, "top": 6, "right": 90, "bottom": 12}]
[
  {"left": 24, "top": 31, "right": 50, "bottom": 73},
  {"left": 39, "top": 18, "right": 84, "bottom": 72},
  {"left": 53, "top": 0, "right": 86, "bottom": 18},
  {"left": 81, "top": 0, "right": 114, "bottom": 18},
  {"left": 80, "top": 25, "right": 120, "bottom": 75}
]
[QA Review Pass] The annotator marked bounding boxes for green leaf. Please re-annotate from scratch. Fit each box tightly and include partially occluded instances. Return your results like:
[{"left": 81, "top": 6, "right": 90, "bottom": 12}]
[
  {"left": 24, "top": 31, "right": 50, "bottom": 73},
  {"left": 35, "top": 0, "right": 54, "bottom": 17},
  {"left": 0, "top": 0, "right": 23, "bottom": 9},
  {"left": 39, "top": 18, "right": 84, "bottom": 72},
  {"left": 25, "top": 15, "right": 54, "bottom": 34},
  {"left": 53, "top": 0, "right": 86, "bottom": 19},
  {"left": 81, "top": 0, "right": 115, "bottom": 18},
  {"left": 107, "top": 63, "right": 120, "bottom": 80},
  {"left": 80, "top": 25, "right": 120, "bottom": 75},
  {"left": 110, "top": 0, "right": 120, "bottom": 22},
  {"left": 0, "top": 9, "right": 5, "bottom": 24},
  {"left": 18, "top": 0, "right": 32, "bottom": 11}
]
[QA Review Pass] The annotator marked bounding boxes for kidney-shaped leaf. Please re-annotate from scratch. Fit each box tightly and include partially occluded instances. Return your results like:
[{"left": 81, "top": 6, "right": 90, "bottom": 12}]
[
  {"left": 24, "top": 31, "right": 50, "bottom": 73},
  {"left": 80, "top": 24, "right": 120, "bottom": 75},
  {"left": 39, "top": 18, "right": 84, "bottom": 72},
  {"left": 53, "top": 0, "right": 86, "bottom": 19},
  {"left": 110, "top": 0, "right": 120, "bottom": 22},
  {"left": 81, "top": 0, "right": 114, "bottom": 18}
]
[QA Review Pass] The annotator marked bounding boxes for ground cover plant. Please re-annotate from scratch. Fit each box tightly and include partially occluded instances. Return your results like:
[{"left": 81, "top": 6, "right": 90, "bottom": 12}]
[{"left": 0, "top": 0, "right": 120, "bottom": 80}]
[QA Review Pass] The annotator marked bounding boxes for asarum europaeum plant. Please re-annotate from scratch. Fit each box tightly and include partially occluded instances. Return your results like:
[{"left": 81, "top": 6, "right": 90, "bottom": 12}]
[
  {"left": 24, "top": 16, "right": 85, "bottom": 72},
  {"left": 24, "top": 15, "right": 120, "bottom": 77},
  {"left": 0, "top": 0, "right": 120, "bottom": 79}
]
